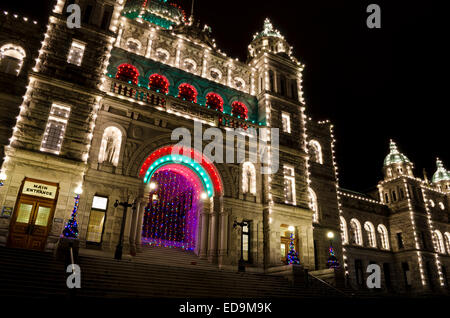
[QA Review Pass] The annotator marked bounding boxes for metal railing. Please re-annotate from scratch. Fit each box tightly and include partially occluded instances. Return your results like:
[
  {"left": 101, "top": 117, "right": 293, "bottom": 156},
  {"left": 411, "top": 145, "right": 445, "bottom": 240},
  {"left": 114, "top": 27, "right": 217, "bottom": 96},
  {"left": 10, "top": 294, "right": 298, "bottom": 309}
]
[{"left": 307, "top": 271, "right": 351, "bottom": 297}]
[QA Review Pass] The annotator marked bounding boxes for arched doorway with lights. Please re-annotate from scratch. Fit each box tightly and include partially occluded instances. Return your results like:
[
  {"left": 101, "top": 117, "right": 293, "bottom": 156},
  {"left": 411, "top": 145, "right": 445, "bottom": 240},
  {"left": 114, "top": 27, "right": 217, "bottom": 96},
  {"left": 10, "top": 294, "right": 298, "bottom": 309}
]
[{"left": 138, "top": 145, "right": 224, "bottom": 258}]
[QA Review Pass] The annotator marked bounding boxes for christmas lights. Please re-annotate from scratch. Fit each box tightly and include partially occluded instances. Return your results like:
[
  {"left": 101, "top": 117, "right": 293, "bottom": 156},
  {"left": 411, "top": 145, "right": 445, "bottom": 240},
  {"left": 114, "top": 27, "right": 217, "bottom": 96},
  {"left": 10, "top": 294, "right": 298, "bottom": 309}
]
[
  {"left": 149, "top": 73, "right": 169, "bottom": 94},
  {"left": 116, "top": 63, "right": 140, "bottom": 85}
]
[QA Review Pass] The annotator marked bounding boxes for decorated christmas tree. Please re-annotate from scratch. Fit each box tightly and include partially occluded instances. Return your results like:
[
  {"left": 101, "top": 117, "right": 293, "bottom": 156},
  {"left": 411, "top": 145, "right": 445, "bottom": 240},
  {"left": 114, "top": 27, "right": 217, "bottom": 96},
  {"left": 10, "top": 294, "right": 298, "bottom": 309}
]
[
  {"left": 326, "top": 245, "right": 340, "bottom": 269},
  {"left": 286, "top": 233, "right": 300, "bottom": 265},
  {"left": 62, "top": 194, "right": 80, "bottom": 239}
]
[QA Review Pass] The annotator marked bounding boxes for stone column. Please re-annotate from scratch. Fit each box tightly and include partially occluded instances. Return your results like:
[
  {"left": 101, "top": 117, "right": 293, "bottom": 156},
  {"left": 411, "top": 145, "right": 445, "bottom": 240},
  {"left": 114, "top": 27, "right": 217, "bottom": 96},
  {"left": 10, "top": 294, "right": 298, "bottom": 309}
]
[
  {"left": 128, "top": 199, "right": 142, "bottom": 256},
  {"left": 199, "top": 198, "right": 211, "bottom": 259},
  {"left": 135, "top": 197, "right": 147, "bottom": 253},
  {"left": 208, "top": 196, "right": 222, "bottom": 263},
  {"left": 122, "top": 197, "right": 135, "bottom": 254},
  {"left": 218, "top": 202, "right": 229, "bottom": 266}
]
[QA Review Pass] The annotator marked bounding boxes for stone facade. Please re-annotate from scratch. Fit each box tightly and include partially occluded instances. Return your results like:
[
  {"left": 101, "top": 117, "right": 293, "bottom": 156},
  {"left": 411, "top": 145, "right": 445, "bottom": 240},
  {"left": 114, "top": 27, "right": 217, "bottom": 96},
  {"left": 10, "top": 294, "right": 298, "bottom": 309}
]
[{"left": 0, "top": 0, "right": 449, "bottom": 295}]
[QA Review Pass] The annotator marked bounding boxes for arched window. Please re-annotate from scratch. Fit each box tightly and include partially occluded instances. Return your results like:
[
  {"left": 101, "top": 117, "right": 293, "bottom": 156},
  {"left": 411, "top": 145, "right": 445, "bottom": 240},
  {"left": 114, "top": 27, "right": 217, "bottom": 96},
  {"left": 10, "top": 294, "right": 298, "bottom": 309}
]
[
  {"left": 445, "top": 232, "right": 450, "bottom": 254},
  {"left": 432, "top": 230, "right": 446, "bottom": 254},
  {"left": 178, "top": 83, "right": 197, "bottom": 103},
  {"left": 234, "top": 77, "right": 246, "bottom": 90},
  {"left": 242, "top": 162, "right": 256, "bottom": 195},
  {"left": 308, "top": 140, "right": 323, "bottom": 164},
  {"left": 116, "top": 64, "right": 139, "bottom": 85},
  {"left": 98, "top": 126, "right": 122, "bottom": 167},
  {"left": 155, "top": 48, "right": 170, "bottom": 62},
  {"left": 350, "top": 219, "right": 363, "bottom": 246},
  {"left": 377, "top": 224, "right": 390, "bottom": 250},
  {"left": 364, "top": 221, "right": 377, "bottom": 248},
  {"left": 126, "top": 38, "right": 141, "bottom": 54},
  {"left": 149, "top": 74, "right": 169, "bottom": 94},
  {"left": 183, "top": 58, "right": 197, "bottom": 72},
  {"left": 0, "top": 44, "right": 26, "bottom": 75},
  {"left": 205, "top": 92, "right": 224, "bottom": 112},
  {"left": 308, "top": 188, "right": 319, "bottom": 223},
  {"left": 231, "top": 101, "right": 248, "bottom": 120},
  {"left": 210, "top": 68, "right": 222, "bottom": 81},
  {"left": 340, "top": 216, "right": 348, "bottom": 244}
]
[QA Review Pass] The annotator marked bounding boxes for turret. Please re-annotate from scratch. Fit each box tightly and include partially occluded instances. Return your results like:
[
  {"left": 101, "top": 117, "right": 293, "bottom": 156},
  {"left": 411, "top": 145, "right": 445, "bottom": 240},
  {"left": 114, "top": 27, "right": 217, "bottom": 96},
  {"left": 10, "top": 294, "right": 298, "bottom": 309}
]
[
  {"left": 383, "top": 140, "right": 414, "bottom": 179},
  {"left": 432, "top": 158, "right": 450, "bottom": 193}
]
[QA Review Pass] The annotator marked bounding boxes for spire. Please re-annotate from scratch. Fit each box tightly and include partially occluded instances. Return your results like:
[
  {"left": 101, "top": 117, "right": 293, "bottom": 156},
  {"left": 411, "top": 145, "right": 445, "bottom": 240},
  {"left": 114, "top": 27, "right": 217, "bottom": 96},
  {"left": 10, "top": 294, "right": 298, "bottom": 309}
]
[
  {"left": 432, "top": 158, "right": 450, "bottom": 183},
  {"left": 384, "top": 139, "right": 411, "bottom": 166},
  {"left": 253, "top": 18, "right": 284, "bottom": 40}
]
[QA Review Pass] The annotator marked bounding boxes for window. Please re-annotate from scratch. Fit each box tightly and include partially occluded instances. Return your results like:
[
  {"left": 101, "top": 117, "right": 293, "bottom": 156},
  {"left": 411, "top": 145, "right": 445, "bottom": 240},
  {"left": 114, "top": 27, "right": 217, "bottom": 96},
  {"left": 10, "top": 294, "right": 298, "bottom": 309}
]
[
  {"left": 281, "top": 112, "right": 291, "bottom": 133},
  {"left": 399, "top": 188, "right": 405, "bottom": 200},
  {"left": 396, "top": 232, "right": 404, "bottom": 249},
  {"left": 86, "top": 196, "right": 108, "bottom": 244},
  {"left": 420, "top": 231, "right": 427, "bottom": 249},
  {"left": 350, "top": 219, "right": 363, "bottom": 246},
  {"left": 210, "top": 68, "right": 222, "bottom": 81},
  {"left": 432, "top": 230, "right": 446, "bottom": 254},
  {"left": 241, "top": 221, "right": 251, "bottom": 262},
  {"left": 242, "top": 162, "right": 256, "bottom": 195},
  {"left": 439, "top": 202, "right": 445, "bottom": 210},
  {"left": 98, "top": 126, "right": 122, "bottom": 166},
  {"left": 82, "top": 4, "right": 93, "bottom": 24},
  {"left": 155, "top": 48, "right": 169, "bottom": 62},
  {"left": 126, "top": 38, "right": 141, "bottom": 54},
  {"left": 67, "top": 40, "right": 86, "bottom": 66},
  {"left": 0, "top": 44, "right": 26, "bottom": 75},
  {"left": 364, "top": 222, "right": 377, "bottom": 248},
  {"left": 184, "top": 58, "right": 197, "bottom": 72},
  {"left": 340, "top": 216, "right": 348, "bottom": 244},
  {"left": 429, "top": 200, "right": 435, "bottom": 208},
  {"left": 40, "top": 104, "right": 71, "bottom": 155},
  {"left": 384, "top": 193, "right": 389, "bottom": 203},
  {"left": 291, "top": 79, "right": 298, "bottom": 100},
  {"left": 283, "top": 165, "right": 296, "bottom": 205},
  {"left": 402, "top": 262, "right": 411, "bottom": 288},
  {"left": 392, "top": 190, "right": 397, "bottom": 202},
  {"left": 279, "top": 74, "right": 286, "bottom": 95},
  {"left": 100, "top": 5, "right": 113, "bottom": 30},
  {"left": 308, "top": 140, "right": 323, "bottom": 164},
  {"left": 234, "top": 77, "right": 245, "bottom": 90},
  {"left": 377, "top": 224, "right": 390, "bottom": 250},
  {"left": 444, "top": 232, "right": 450, "bottom": 254},
  {"left": 355, "top": 259, "right": 364, "bottom": 287},
  {"left": 308, "top": 188, "right": 318, "bottom": 223},
  {"left": 269, "top": 70, "right": 274, "bottom": 91}
]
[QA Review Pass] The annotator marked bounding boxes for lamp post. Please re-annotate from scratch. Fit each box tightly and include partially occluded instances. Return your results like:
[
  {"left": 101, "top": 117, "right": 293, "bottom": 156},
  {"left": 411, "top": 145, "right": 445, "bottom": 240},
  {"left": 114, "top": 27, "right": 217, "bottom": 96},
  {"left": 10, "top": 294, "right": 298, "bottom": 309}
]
[
  {"left": 114, "top": 198, "right": 135, "bottom": 260},
  {"left": 233, "top": 220, "right": 246, "bottom": 272}
]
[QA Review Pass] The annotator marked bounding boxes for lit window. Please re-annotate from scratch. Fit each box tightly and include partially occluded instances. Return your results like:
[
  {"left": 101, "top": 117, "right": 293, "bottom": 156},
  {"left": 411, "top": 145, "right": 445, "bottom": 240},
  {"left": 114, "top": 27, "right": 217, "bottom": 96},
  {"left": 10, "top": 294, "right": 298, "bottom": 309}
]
[
  {"left": 377, "top": 224, "right": 390, "bottom": 250},
  {"left": 242, "top": 221, "right": 250, "bottom": 262},
  {"left": 350, "top": 219, "right": 363, "bottom": 246},
  {"left": 429, "top": 200, "right": 435, "bottom": 207},
  {"left": 364, "top": 222, "right": 377, "bottom": 248},
  {"left": 308, "top": 188, "right": 318, "bottom": 223},
  {"left": 439, "top": 202, "right": 445, "bottom": 210},
  {"left": 242, "top": 162, "right": 256, "bottom": 195},
  {"left": 283, "top": 165, "right": 296, "bottom": 205},
  {"left": 0, "top": 44, "right": 26, "bottom": 75},
  {"left": 281, "top": 112, "right": 291, "bottom": 133},
  {"left": 444, "top": 232, "right": 450, "bottom": 254},
  {"left": 86, "top": 196, "right": 108, "bottom": 244},
  {"left": 40, "top": 104, "right": 71, "bottom": 154},
  {"left": 67, "top": 40, "right": 86, "bottom": 66},
  {"left": 432, "top": 230, "right": 446, "bottom": 254}
]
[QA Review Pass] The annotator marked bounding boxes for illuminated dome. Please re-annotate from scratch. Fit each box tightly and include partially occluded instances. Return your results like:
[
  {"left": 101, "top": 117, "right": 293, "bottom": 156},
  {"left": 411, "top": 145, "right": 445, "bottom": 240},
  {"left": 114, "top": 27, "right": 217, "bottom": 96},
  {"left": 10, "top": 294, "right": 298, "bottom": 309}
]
[
  {"left": 432, "top": 158, "right": 450, "bottom": 183},
  {"left": 123, "top": 0, "right": 187, "bottom": 29},
  {"left": 383, "top": 140, "right": 411, "bottom": 166}
]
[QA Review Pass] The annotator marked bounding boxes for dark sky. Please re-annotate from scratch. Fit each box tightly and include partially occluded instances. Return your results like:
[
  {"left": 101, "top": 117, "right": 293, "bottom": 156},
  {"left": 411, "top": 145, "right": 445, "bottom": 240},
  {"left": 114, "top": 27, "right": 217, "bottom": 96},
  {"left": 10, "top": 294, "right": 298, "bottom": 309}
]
[{"left": 1, "top": 0, "right": 448, "bottom": 192}]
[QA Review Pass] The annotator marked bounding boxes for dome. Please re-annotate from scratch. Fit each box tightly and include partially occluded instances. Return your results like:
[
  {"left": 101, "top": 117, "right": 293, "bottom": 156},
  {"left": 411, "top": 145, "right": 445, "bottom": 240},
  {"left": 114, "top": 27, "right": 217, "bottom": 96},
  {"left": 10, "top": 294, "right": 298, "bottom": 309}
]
[
  {"left": 432, "top": 158, "right": 450, "bottom": 183},
  {"left": 383, "top": 140, "right": 411, "bottom": 166},
  {"left": 253, "top": 18, "right": 284, "bottom": 40},
  {"left": 123, "top": 0, "right": 187, "bottom": 29}
]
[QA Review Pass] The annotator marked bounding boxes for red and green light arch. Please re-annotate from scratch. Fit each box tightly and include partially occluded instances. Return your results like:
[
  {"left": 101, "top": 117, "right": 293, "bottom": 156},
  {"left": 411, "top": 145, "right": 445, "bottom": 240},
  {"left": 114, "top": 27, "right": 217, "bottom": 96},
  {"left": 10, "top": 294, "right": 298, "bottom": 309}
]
[{"left": 139, "top": 146, "right": 223, "bottom": 198}]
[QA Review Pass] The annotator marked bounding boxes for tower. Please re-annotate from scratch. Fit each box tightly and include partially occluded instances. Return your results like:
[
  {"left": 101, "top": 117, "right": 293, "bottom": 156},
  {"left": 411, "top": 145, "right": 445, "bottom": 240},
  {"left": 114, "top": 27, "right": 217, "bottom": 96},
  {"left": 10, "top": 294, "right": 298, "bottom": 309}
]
[
  {"left": 248, "top": 19, "right": 313, "bottom": 268},
  {"left": 0, "top": 0, "right": 124, "bottom": 250}
]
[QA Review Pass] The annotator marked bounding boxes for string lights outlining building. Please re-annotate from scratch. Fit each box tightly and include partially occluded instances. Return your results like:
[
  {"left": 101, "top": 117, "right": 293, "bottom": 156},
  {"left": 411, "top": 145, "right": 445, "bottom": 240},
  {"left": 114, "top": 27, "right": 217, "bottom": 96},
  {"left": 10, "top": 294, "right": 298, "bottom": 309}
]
[{"left": 0, "top": 0, "right": 449, "bottom": 295}]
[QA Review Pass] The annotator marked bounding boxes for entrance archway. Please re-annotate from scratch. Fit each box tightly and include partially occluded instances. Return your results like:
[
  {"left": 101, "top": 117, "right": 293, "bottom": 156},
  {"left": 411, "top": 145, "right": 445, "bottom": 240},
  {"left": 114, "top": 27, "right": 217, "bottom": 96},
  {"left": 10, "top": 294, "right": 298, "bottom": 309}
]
[{"left": 139, "top": 146, "right": 223, "bottom": 251}]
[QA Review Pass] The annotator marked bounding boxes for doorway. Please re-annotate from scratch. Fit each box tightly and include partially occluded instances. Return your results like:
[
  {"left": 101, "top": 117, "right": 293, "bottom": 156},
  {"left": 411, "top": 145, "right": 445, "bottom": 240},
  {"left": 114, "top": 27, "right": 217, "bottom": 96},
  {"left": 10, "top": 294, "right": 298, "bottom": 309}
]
[{"left": 7, "top": 179, "right": 59, "bottom": 250}]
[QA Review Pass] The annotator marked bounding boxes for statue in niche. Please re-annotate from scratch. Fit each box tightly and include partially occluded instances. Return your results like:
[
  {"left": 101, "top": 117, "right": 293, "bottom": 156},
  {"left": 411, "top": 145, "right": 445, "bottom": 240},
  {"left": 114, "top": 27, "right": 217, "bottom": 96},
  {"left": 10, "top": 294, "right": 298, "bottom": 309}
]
[{"left": 99, "top": 127, "right": 122, "bottom": 166}]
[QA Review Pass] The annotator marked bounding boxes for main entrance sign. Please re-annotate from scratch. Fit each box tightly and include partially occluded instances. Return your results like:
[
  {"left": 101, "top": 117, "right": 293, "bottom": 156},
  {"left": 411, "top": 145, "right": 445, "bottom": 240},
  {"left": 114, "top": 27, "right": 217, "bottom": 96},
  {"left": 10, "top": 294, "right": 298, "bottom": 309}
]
[{"left": 22, "top": 181, "right": 58, "bottom": 199}]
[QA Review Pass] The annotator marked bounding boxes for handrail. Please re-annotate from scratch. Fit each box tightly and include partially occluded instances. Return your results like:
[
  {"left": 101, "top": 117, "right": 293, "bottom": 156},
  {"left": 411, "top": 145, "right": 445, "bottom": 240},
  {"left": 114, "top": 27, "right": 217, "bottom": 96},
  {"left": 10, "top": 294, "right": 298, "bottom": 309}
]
[{"left": 308, "top": 272, "right": 351, "bottom": 297}]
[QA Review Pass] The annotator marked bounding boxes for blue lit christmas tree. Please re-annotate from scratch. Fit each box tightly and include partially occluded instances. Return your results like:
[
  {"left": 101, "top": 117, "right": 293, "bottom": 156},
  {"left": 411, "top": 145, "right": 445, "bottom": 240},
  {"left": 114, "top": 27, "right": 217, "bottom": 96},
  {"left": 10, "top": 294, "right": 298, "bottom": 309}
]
[
  {"left": 326, "top": 245, "right": 340, "bottom": 269},
  {"left": 62, "top": 194, "right": 80, "bottom": 239},
  {"left": 286, "top": 233, "right": 300, "bottom": 265}
]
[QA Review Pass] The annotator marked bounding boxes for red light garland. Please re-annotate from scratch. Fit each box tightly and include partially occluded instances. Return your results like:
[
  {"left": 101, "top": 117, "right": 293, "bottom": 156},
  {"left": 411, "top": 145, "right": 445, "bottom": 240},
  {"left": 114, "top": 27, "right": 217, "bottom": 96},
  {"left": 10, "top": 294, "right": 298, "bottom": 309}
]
[
  {"left": 149, "top": 73, "right": 170, "bottom": 94},
  {"left": 231, "top": 101, "right": 248, "bottom": 120},
  {"left": 178, "top": 83, "right": 197, "bottom": 103},
  {"left": 116, "top": 64, "right": 139, "bottom": 85},
  {"left": 206, "top": 92, "right": 224, "bottom": 112}
]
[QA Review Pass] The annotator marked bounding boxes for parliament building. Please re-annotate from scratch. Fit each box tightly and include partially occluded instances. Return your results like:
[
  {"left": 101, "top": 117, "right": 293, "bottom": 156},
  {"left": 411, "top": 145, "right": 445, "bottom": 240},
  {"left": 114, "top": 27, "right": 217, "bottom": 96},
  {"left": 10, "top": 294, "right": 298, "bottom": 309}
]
[{"left": 0, "top": 0, "right": 449, "bottom": 296}]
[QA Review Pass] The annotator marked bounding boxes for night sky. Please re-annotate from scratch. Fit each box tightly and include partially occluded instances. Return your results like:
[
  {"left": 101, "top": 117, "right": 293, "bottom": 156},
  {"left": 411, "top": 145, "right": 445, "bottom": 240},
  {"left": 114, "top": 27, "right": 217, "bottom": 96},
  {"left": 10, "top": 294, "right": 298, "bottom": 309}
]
[{"left": 1, "top": 0, "right": 448, "bottom": 192}]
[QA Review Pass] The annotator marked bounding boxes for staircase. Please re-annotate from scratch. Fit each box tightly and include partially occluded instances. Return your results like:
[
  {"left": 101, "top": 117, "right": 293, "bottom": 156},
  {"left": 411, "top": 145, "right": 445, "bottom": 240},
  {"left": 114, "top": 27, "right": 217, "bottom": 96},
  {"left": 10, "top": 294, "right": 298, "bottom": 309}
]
[{"left": 0, "top": 246, "right": 347, "bottom": 299}]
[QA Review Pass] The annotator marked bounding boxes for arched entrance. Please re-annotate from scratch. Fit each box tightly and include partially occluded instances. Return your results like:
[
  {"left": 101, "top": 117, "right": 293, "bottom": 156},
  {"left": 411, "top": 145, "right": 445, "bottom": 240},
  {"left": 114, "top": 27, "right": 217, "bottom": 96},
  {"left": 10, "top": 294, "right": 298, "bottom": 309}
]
[{"left": 139, "top": 146, "right": 223, "bottom": 251}]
